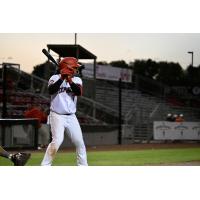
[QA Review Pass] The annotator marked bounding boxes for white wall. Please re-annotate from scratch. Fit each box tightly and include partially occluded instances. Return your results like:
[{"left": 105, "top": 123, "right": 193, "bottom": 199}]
[{"left": 154, "top": 121, "right": 200, "bottom": 140}]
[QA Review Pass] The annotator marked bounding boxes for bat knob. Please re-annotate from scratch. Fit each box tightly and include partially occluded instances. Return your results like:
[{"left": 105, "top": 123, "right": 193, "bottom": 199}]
[{"left": 42, "top": 49, "right": 48, "bottom": 54}]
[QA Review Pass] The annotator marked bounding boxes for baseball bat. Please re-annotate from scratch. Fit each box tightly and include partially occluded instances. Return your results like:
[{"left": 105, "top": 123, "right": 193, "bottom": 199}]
[{"left": 42, "top": 49, "right": 59, "bottom": 67}]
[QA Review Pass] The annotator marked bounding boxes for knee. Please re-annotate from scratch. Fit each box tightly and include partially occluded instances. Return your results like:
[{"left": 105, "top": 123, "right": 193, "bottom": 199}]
[
  {"left": 74, "top": 140, "right": 86, "bottom": 149},
  {"left": 51, "top": 137, "right": 63, "bottom": 148},
  {"left": 48, "top": 142, "right": 57, "bottom": 158}
]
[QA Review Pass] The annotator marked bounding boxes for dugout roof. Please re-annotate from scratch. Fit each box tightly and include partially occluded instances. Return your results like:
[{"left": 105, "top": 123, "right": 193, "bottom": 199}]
[{"left": 47, "top": 44, "right": 97, "bottom": 59}]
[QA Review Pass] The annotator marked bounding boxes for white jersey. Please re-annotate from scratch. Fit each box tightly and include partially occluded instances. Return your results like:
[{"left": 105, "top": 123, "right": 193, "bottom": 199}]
[{"left": 48, "top": 74, "right": 82, "bottom": 114}]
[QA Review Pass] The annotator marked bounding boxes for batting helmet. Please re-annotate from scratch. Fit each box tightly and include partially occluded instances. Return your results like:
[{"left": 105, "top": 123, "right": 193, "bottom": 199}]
[{"left": 59, "top": 57, "right": 81, "bottom": 70}]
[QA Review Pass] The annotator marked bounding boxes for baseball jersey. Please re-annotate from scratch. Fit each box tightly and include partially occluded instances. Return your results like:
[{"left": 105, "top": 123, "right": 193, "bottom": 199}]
[{"left": 48, "top": 74, "right": 82, "bottom": 114}]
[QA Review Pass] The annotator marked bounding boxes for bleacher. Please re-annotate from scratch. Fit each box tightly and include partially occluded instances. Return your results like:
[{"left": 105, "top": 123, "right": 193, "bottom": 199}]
[
  {"left": 1, "top": 64, "right": 200, "bottom": 142},
  {"left": 0, "top": 65, "right": 106, "bottom": 125},
  {"left": 81, "top": 76, "right": 200, "bottom": 142}
]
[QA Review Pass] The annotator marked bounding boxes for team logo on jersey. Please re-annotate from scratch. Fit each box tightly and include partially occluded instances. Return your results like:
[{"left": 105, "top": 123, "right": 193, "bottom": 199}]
[
  {"left": 49, "top": 80, "right": 54, "bottom": 85},
  {"left": 58, "top": 87, "right": 72, "bottom": 93}
]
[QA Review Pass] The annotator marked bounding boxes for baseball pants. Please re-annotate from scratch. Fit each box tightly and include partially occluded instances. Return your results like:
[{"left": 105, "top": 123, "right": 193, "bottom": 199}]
[{"left": 41, "top": 111, "right": 88, "bottom": 166}]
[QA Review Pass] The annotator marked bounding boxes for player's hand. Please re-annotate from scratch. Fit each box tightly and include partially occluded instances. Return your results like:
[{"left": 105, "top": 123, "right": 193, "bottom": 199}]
[
  {"left": 60, "top": 67, "right": 74, "bottom": 80},
  {"left": 66, "top": 75, "right": 72, "bottom": 84}
]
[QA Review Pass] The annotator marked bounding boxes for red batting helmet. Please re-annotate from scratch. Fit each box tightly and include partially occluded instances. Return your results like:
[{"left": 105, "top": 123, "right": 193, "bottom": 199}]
[{"left": 59, "top": 57, "right": 81, "bottom": 70}]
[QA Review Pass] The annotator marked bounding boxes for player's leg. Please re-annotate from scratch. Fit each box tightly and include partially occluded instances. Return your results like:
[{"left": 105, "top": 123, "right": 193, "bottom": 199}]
[
  {"left": 65, "top": 114, "right": 88, "bottom": 166},
  {"left": 38, "top": 125, "right": 49, "bottom": 149},
  {"left": 41, "top": 112, "right": 65, "bottom": 166},
  {"left": 0, "top": 146, "right": 12, "bottom": 159},
  {"left": 37, "top": 127, "right": 43, "bottom": 149}
]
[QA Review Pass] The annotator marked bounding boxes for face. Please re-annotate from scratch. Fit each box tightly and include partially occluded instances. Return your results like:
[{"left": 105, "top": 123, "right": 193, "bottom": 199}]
[{"left": 68, "top": 64, "right": 78, "bottom": 73}]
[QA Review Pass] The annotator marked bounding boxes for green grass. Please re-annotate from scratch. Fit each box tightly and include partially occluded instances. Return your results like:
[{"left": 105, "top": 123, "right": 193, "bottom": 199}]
[{"left": 1, "top": 147, "right": 200, "bottom": 166}]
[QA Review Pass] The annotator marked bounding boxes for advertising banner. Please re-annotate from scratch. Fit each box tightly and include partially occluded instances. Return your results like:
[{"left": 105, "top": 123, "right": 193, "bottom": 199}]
[
  {"left": 153, "top": 121, "right": 200, "bottom": 140},
  {"left": 82, "top": 63, "right": 132, "bottom": 82}
]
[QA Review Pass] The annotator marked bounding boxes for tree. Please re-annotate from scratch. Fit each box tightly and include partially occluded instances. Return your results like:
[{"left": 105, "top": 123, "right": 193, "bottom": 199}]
[
  {"left": 156, "top": 61, "right": 184, "bottom": 86},
  {"left": 184, "top": 65, "right": 200, "bottom": 86},
  {"left": 132, "top": 59, "right": 185, "bottom": 86},
  {"left": 132, "top": 59, "right": 159, "bottom": 79},
  {"left": 32, "top": 61, "right": 56, "bottom": 80},
  {"left": 97, "top": 61, "right": 109, "bottom": 65},
  {"left": 109, "top": 60, "right": 129, "bottom": 68}
]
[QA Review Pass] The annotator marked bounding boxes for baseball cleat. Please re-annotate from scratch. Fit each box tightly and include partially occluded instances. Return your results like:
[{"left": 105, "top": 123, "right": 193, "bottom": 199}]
[{"left": 11, "top": 152, "right": 31, "bottom": 166}]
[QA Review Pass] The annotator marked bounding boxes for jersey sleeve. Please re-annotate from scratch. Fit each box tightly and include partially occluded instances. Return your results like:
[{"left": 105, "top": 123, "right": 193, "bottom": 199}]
[
  {"left": 48, "top": 75, "right": 60, "bottom": 87},
  {"left": 73, "top": 77, "right": 83, "bottom": 86}
]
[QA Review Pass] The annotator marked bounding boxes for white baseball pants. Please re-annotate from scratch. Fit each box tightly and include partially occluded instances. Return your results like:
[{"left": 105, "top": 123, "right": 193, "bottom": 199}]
[{"left": 41, "top": 111, "right": 88, "bottom": 166}]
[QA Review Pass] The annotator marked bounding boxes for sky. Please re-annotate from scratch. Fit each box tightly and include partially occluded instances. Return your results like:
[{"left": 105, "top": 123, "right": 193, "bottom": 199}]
[{"left": 0, "top": 33, "right": 200, "bottom": 73}]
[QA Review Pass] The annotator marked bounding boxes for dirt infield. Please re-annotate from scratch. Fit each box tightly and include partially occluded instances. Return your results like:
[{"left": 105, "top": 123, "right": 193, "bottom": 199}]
[
  {"left": 59, "top": 141, "right": 200, "bottom": 152},
  {"left": 158, "top": 161, "right": 200, "bottom": 166},
  {"left": 86, "top": 142, "right": 200, "bottom": 152}
]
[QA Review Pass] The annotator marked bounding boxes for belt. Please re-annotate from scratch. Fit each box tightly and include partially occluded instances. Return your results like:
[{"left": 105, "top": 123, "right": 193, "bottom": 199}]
[{"left": 51, "top": 110, "right": 72, "bottom": 115}]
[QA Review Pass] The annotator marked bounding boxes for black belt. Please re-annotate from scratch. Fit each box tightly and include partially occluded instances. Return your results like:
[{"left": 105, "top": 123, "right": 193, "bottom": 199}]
[{"left": 51, "top": 110, "right": 72, "bottom": 115}]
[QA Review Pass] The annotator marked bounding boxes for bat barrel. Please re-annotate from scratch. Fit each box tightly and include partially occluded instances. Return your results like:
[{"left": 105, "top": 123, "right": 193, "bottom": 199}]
[{"left": 42, "top": 49, "right": 59, "bottom": 66}]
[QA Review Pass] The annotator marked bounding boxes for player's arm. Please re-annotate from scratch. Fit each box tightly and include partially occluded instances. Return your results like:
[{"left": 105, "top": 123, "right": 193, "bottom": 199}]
[
  {"left": 48, "top": 78, "right": 63, "bottom": 95},
  {"left": 69, "top": 82, "right": 82, "bottom": 96}
]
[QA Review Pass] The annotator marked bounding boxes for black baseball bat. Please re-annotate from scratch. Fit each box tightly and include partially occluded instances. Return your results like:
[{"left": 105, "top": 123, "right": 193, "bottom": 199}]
[{"left": 42, "top": 49, "right": 59, "bottom": 67}]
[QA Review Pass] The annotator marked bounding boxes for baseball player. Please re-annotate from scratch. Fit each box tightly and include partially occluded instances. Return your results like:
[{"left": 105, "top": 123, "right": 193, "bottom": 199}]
[
  {"left": 24, "top": 104, "right": 49, "bottom": 149},
  {"left": 41, "top": 57, "right": 88, "bottom": 166},
  {"left": 0, "top": 145, "right": 31, "bottom": 166}
]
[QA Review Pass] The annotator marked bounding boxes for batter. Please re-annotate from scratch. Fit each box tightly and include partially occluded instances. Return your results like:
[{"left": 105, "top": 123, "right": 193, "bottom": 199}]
[{"left": 41, "top": 57, "right": 88, "bottom": 166}]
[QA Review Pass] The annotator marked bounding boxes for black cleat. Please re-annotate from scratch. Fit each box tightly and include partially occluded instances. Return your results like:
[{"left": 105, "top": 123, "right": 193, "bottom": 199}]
[{"left": 11, "top": 153, "right": 31, "bottom": 166}]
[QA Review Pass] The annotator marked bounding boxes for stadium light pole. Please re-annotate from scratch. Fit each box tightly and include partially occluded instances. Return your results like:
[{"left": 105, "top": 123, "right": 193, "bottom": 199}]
[
  {"left": 188, "top": 51, "right": 194, "bottom": 67},
  {"left": 75, "top": 33, "right": 77, "bottom": 45},
  {"left": 118, "top": 78, "right": 122, "bottom": 145}
]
